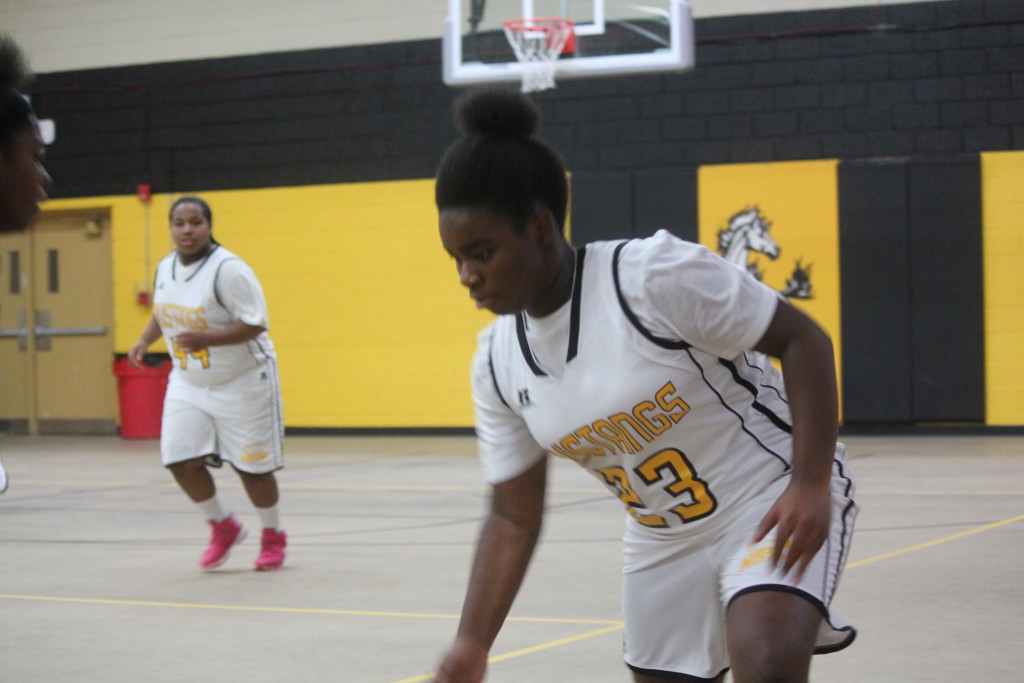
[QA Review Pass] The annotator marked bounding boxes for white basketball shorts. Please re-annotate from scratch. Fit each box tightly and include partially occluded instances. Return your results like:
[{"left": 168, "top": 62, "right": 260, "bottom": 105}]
[
  {"left": 161, "top": 362, "right": 284, "bottom": 474},
  {"left": 622, "top": 459, "right": 858, "bottom": 679}
]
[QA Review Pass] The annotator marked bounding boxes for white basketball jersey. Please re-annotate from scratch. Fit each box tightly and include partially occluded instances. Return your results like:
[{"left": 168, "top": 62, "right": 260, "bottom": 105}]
[
  {"left": 473, "top": 230, "right": 834, "bottom": 537},
  {"left": 153, "top": 245, "right": 276, "bottom": 387}
]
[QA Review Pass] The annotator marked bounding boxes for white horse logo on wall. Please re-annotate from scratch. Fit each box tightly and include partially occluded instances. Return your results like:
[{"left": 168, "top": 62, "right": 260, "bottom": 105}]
[{"left": 716, "top": 207, "right": 813, "bottom": 300}]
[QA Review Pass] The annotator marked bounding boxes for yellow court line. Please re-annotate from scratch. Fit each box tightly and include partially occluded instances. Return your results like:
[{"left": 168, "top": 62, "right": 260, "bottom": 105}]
[
  {"left": 847, "top": 513, "right": 1024, "bottom": 569},
  {"left": 5, "top": 479, "right": 603, "bottom": 494},
  {"left": 489, "top": 623, "right": 625, "bottom": 662},
  {"left": 854, "top": 489, "right": 1024, "bottom": 496},
  {"left": 390, "top": 513, "right": 1024, "bottom": 683},
  {"left": 0, "top": 594, "right": 456, "bottom": 618},
  {"left": 9, "top": 478, "right": 1023, "bottom": 496},
  {"left": 389, "top": 623, "right": 625, "bottom": 683},
  {"left": 0, "top": 593, "right": 618, "bottom": 625},
  {"left": 3, "top": 514, "right": 1019, "bottom": 683}
]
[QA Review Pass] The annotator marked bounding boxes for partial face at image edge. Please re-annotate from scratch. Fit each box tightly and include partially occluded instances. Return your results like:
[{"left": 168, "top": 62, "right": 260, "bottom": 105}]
[{"left": 0, "top": 116, "right": 50, "bottom": 233}]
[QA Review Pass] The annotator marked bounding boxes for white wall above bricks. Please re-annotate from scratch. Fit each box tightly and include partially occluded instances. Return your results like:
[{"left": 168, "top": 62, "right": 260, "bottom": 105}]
[{"left": 3, "top": 0, "right": 946, "bottom": 74}]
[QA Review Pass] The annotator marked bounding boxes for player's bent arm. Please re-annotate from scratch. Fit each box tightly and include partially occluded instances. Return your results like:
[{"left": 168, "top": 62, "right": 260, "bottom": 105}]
[
  {"left": 128, "top": 316, "right": 162, "bottom": 368},
  {"left": 751, "top": 298, "right": 837, "bottom": 575},
  {"left": 174, "top": 319, "right": 264, "bottom": 353},
  {"left": 435, "top": 455, "right": 548, "bottom": 683}
]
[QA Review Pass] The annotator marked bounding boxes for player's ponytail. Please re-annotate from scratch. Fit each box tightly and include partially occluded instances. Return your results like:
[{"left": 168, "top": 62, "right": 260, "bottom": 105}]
[
  {"left": 456, "top": 88, "right": 538, "bottom": 140},
  {"left": 435, "top": 88, "right": 567, "bottom": 233}
]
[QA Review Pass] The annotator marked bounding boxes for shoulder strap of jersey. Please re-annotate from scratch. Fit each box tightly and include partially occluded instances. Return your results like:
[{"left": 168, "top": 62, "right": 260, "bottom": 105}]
[
  {"left": 487, "top": 327, "right": 512, "bottom": 410},
  {"left": 611, "top": 240, "right": 692, "bottom": 351},
  {"left": 211, "top": 256, "right": 241, "bottom": 309},
  {"left": 566, "top": 246, "right": 587, "bottom": 362}
]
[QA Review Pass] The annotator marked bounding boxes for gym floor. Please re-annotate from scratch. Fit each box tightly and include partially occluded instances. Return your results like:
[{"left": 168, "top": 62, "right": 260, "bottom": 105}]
[{"left": 1, "top": 432, "right": 1021, "bottom": 682}]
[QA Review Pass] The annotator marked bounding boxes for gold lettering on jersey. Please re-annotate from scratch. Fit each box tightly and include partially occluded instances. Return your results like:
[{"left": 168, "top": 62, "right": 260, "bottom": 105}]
[
  {"left": 609, "top": 413, "right": 651, "bottom": 448},
  {"left": 241, "top": 451, "right": 268, "bottom": 462},
  {"left": 547, "top": 381, "right": 690, "bottom": 462},
  {"left": 576, "top": 425, "right": 614, "bottom": 456},
  {"left": 634, "top": 400, "right": 672, "bottom": 436},
  {"left": 741, "top": 545, "right": 774, "bottom": 571},
  {"left": 550, "top": 433, "right": 598, "bottom": 463},
  {"left": 154, "top": 303, "right": 209, "bottom": 331},
  {"left": 740, "top": 539, "right": 792, "bottom": 572},
  {"left": 593, "top": 419, "right": 640, "bottom": 454},
  {"left": 656, "top": 383, "right": 690, "bottom": 422}
]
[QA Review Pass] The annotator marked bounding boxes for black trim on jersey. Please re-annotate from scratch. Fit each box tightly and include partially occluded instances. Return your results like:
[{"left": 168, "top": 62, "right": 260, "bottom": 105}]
[
  {"left": 611, "top": 241, "right": 691, "bottom": 351},
  {"left": 171, "top": 244, "right": 220, "bottom": 282},
  {"left": 488, "top": 334, "right": 512, "bottom": 411},
  {"left": 515, "top": 313, "right": 548, "bottom": 377},
  {"left": 685, "top": 347, "right": 790, "bottom": 470},
  {"left": 624, "top": 663, "right": 728, "bottom": 682},
  {"left": 211, "top": 257, "right": 241, "bottom": 309},
  {"left": 830, "top": 457, "right": 858, "bottom": 606},
  {"left": 729, "top": 582, "right": 857, "bottom": 654},
  {"left": 741, "top": 351, "right": 789, "bottom": 404},
  {"left": 718, "top": 357, "right": 793, "bottom": 435},
  {"left": 610, "top": 240, "right": 792, "bottom": 465},
  {"left": 566, "top": 246, "right": 587, "bottom": 363}
]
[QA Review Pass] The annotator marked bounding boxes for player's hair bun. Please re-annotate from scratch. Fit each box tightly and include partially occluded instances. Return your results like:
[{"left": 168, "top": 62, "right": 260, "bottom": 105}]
[
  {"left": 0, "top": 35, "right": 31, "bottom": 91},
  {"left": 456, "top": 88, "right": 539, "bottom": 140}
]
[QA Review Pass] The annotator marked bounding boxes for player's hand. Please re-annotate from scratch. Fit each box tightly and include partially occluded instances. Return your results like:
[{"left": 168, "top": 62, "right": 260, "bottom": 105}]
[
  {"left": 174, "top": 331, "right": 209, "bottom": 353},
  {"left": 433, "top": 638, "right": 488, "bottom": 683},
  {"left": 127, "top": 342, "right": 148, "bottom": 368},
  {"left": 752, "top": 479, "right": 831, "bottom": 580}
]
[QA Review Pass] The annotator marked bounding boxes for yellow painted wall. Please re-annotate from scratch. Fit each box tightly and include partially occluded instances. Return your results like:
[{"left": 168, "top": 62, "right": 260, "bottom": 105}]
[
  {"left": 697, "top": 160, "right": 844, "bottom": 418},
  {"left": 981, "top": 151, "right": 1024, "bottom": 425},
  {"left": 46, "top": 181, "right": 492, "bottom": 428}
]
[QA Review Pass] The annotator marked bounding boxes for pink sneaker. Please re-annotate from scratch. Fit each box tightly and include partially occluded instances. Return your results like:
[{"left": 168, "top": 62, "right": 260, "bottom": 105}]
[
  {"left": 200, "top": 515, "right": 248, "bottom": 569},
  {"left": 255, "top": 529, "right": 287, "bottom": 571}
]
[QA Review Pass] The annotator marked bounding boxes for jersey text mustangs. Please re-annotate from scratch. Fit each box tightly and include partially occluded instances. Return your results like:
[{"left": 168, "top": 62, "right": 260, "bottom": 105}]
[{"left": 472, "top": 230, "right": 835, "bottom": 537}]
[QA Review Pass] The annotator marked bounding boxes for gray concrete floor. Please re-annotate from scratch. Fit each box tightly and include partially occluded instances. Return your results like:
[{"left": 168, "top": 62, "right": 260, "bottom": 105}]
[{"left": 1, "top": 433, "right": 1021, "bottom": 682}]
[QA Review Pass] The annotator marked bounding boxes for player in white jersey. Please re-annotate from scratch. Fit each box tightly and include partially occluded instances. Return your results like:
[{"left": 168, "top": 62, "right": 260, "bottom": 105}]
[
  {"left": 128, "top": 196, "right": 286, "bottom": 571},
  {"left": 430, "top": 89, "right": 857, "bottom": 683},
  {"left": 1, "top": 35, "right": 53, "bottom": 493}
]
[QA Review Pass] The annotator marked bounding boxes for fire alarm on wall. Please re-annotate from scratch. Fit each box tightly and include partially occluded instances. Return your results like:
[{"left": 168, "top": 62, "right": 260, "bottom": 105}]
[{"left": 137, "top": 184, "right": 152, "bottom": 202}]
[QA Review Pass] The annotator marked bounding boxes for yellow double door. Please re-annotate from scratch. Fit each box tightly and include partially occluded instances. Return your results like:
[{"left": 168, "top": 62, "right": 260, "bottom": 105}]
[{"left": 0, "top": 210, "right": 118, "bottom": 434}]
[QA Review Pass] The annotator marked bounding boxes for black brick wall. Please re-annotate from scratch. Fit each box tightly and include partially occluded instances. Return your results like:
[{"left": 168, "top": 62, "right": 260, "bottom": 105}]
[{"left": 29, "top": 0, "right": 1023, "bottom": 229}]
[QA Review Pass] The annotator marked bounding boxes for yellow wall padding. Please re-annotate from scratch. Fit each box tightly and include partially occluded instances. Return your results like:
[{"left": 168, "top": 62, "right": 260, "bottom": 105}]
[
  {"left": 981, "top": 151, "right": 1024, "bottom": 425},
  {"left": 48, "top": 180, "right": 493, "bottom": 428}
]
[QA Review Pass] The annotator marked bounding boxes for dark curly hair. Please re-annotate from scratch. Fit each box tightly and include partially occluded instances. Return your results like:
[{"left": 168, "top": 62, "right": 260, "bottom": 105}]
[
  {"left": 0, "top": 34, "right": 35, "bottom": 151},
  {"left": 435, "top": 88, "right": 568, "bottom": 233}
]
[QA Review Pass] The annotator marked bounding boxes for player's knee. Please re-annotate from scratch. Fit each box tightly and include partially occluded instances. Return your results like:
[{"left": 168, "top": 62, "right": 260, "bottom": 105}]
[
  {"left": 168, "top": 457, "right": 206, "bottom": 476},
  {"left": 731, "top": 648, "right": 806, "bottom": 683}
]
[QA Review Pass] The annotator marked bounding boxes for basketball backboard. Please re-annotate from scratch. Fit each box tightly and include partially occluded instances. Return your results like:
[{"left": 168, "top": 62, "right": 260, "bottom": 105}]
[{"left": 443, "top": 0, "right": 694, "bottom": 87}]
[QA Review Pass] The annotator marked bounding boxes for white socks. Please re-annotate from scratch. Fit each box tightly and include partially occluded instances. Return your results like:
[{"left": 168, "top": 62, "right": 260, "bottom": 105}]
[
  {"left": 255, "top": 503, "right": 281, "bottom": 531},
  {"left": 196, "top": 494, "right": 230, "bottom": 522},
  {"left": 196, "top": 494, "right": 280, "bottom": 530}
]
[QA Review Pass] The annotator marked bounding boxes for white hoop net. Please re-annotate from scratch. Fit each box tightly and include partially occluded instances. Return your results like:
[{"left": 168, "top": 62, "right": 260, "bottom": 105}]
[{"left": 503, "top": 18, "right": 574, "bottom": 93}]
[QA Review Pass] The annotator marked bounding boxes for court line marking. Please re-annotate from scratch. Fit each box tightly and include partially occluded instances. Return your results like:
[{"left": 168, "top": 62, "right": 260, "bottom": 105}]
[
  {"left": 6, "top": 479, "right": 1024, "bottom": 495},
  {"left": 846, "top": 513, "right": 1024, "bottom": 569},
  {"left": 0, "top": 594, "right": 618, "bottom": 625},
  {"left": 1, "top": 479, "right": 603, "bottom": 494},
  {"left": 1, "top": 515, "right": 1019, "bottom": 683},
  {"left": 388, "top": 624, "right": 626, "bottom": 683},
  {"left": 391, "top": 512, "right": 1024, "bottom": 682}
]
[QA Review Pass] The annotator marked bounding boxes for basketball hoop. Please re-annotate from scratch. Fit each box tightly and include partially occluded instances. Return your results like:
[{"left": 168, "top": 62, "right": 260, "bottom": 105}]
[{"left": 503, "top": 18, "right": 575, "bottom": 93}]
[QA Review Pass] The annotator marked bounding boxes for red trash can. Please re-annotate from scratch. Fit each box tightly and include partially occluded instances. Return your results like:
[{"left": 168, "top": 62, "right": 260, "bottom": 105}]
[{"left": 112, "top": 355, "right": 172, "bottom": 439}]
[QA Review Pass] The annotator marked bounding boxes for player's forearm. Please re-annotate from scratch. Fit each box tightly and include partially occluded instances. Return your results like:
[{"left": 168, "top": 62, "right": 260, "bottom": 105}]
[
  {"left": 199, "top": 320, "right": 264, "bottom": 347},
  {"left": 778, "top": 324, "right": 838, "bottom": 486},
  {"left": 455, "top": 511, "right": 541, "bottom": 650},
  {"left": 137, "top": 317, "right": 162, "bottom": 346}
]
